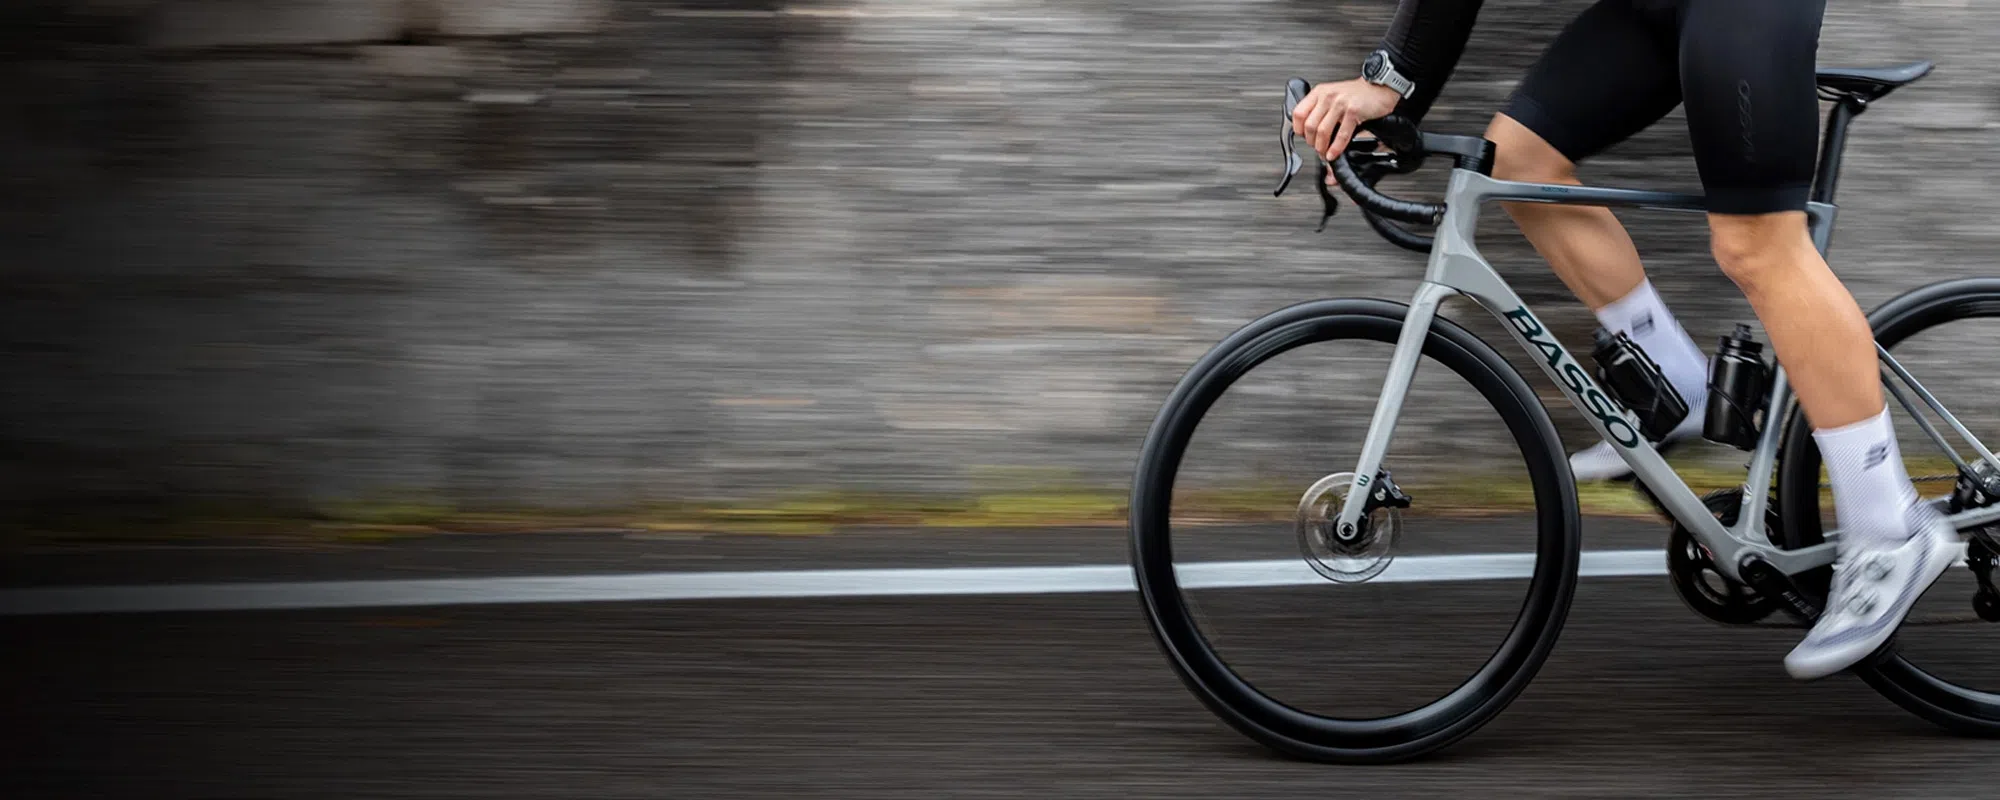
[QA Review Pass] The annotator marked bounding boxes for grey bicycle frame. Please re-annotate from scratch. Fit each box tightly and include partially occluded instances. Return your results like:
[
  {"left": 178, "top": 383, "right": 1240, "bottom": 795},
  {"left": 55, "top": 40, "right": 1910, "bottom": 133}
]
[{"left": 1334, "top": 168, "right": 2000, "bottom": 581}]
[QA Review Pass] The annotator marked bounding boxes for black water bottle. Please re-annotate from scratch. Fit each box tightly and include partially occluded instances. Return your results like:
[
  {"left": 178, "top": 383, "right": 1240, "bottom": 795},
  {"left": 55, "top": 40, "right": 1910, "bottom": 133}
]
[
  {"left": 1704, "top": 324, "right": 1771, "bottom": 450},
  {"left": 1591, "top": 328, "right": 1689, "bottom": 443}
]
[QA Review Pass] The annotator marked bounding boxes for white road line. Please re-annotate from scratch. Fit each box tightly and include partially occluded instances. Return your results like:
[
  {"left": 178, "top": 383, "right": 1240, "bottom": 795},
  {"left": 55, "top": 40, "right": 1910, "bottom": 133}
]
[{"left": 0, "top": 549, "right": 1665, "bottom": 617}]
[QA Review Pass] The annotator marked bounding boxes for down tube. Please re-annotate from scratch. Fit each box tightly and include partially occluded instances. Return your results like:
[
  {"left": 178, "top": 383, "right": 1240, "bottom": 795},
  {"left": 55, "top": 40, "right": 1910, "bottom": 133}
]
[
  {"left": 1334, "top": 281, "right": 1456, "bottom": 532},
  {"left": 1445, "top": 263, "right": 1733, "bottom": 548}
]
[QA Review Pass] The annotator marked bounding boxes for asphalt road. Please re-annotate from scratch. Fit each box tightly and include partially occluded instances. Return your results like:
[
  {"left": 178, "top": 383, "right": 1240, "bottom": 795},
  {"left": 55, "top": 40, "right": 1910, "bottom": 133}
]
[{"left": 9, "top": 517, "right": 2000, "bottom": 798}]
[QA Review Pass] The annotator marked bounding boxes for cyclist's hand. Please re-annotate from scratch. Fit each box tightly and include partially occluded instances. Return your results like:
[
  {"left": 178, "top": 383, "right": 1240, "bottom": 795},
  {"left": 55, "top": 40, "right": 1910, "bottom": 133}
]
[{"left": 1290, "top": 78, "right": 1403, "bottom": 163}]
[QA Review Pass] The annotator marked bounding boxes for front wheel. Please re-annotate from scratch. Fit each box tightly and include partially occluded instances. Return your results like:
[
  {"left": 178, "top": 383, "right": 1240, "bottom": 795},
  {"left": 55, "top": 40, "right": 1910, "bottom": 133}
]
[{"left": 1129, "top": 298, "right": 1582, "bottom": 763}]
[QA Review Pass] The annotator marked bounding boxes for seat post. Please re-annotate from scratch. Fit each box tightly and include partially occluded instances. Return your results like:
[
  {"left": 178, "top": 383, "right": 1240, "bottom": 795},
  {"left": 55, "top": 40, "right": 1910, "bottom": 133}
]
[{"left": 1810, "top": 97, "right": 1865, "bottom": 205}]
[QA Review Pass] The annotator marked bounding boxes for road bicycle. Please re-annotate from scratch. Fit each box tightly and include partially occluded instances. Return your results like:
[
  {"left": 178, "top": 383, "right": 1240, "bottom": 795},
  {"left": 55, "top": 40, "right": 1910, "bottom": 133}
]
[{"left": 1130, "top": 60, "right": 2000, "bottom": 762}]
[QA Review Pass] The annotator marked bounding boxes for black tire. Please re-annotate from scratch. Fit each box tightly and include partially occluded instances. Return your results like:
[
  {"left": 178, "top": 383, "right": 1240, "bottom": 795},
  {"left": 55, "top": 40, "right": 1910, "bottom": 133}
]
[
  {"left": 1129, "top": 298, "right": 1582, "bottom": 763},
  {"left": 1777, "top": 277, "right": 2000, "bottom": 735}
]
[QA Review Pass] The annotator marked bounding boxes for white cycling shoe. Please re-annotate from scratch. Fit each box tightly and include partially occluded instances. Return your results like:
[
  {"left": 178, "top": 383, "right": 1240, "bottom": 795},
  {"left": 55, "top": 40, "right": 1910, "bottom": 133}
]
[
  {"left": 1567, "top": 401, "right": 1706, "bottom": 482},
  {"left": 1784, "top": 504, "right": 1963, "bottom": 680}
]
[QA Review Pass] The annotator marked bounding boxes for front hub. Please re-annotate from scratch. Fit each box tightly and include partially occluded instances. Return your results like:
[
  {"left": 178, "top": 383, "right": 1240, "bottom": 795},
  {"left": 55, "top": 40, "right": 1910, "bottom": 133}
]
[{"left": 1295, "top": 470, "right": 1409, "bottom": 584}]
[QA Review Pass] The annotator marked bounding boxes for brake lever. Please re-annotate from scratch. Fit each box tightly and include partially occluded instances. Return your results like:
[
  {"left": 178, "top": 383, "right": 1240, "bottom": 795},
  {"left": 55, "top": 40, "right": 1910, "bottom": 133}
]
[
  {"left": 1313, "top": 159, "right": 1339, "bottom": 232},
  {"left": 1275, "top": 77, "right": 1311, "bottom": 198},
  {"left": 1277, "top": 77, "right": 1345, "bottom": 232}
]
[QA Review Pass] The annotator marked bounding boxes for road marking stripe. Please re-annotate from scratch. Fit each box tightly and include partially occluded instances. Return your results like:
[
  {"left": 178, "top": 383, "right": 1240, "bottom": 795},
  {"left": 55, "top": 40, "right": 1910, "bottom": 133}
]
[{"left": 0, "top": 549, "right": 1665, "bottom": 617}]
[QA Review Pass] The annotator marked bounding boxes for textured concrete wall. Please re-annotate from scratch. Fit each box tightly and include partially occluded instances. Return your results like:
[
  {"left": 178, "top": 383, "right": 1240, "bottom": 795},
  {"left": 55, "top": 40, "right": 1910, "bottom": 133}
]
[{"left": 7, "top": 0, "right": 2000, "bottom": 515}]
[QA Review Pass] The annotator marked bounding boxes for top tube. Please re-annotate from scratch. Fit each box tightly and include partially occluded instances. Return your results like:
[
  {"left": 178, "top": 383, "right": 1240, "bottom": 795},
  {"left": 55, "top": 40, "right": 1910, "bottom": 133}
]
[
  {"left": 1471, "top": 178, "right": 1707, "bottom": 213},
  {"left": 1456, "top": 170, "right": 1838, "bottom": 250}
]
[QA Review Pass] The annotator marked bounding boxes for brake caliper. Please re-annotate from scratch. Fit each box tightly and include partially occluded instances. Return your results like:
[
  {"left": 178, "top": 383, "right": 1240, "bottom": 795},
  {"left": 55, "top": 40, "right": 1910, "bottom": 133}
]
[{"left": 1363, "top": 469, "right": 1412, "bottom": 514}]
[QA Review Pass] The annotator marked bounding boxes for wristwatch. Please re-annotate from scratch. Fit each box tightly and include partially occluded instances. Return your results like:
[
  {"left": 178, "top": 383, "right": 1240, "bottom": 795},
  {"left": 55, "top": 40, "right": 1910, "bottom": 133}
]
[{"left": 1362, "top": 49, "right": 1416, "bottom": 99}]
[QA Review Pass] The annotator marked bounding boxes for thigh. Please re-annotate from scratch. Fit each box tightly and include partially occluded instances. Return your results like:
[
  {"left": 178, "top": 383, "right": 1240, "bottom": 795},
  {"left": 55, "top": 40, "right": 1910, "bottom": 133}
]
[
  {"left": 1677, "top": 0, "right": 1826, "bottom": 215},
  {"left": 1502, "top": 0, "right": 1683, "bottom": 164}
]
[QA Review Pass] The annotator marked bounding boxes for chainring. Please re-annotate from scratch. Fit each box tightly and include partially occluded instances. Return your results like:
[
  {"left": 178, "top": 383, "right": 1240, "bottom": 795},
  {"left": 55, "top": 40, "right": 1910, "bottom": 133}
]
[{"left": 1668, "top": 488, "right": 1785, "bottom": 625}]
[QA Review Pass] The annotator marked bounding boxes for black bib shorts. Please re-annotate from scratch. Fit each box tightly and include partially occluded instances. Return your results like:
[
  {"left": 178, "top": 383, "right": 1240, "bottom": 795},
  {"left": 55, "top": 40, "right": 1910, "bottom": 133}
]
[{"left": 1500, "top": 0, "right": 1827, "bottom": 215}]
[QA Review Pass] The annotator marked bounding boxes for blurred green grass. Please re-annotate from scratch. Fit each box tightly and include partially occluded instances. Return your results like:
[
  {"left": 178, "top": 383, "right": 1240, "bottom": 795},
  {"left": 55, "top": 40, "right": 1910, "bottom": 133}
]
[
  {"left": 9, "top": 456, "right": 1965, "bottom": 545},
  {"left": 0, "top": 471, "right": 1704, "bottom": 544}
]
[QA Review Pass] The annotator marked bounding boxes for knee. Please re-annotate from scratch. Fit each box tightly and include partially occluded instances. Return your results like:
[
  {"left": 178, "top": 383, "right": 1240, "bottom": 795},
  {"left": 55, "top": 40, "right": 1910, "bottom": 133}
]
[
  {"left": 1485, "top": 113, "right": 1574, "bottom": 184},
  {"left": 1709, "top": 213, "right": 1814, "bottom": 295}
]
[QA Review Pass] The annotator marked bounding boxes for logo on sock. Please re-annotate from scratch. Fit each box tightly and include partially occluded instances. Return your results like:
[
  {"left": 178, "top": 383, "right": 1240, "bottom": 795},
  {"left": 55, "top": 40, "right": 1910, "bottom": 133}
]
[
  {"left": 1631, "top": 312, "right": 1654, "bottom": 337},
  {"left": 1864, "top": 442, "right": 1890, "bottom": 469}
]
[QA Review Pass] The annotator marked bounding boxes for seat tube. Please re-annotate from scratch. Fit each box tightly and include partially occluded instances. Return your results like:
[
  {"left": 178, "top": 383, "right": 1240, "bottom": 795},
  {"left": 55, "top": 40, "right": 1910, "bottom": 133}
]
[
  {"left": 1807, "top": 203, "right": 1836, "bottom": 254},
  {"left": 1335, "top": 280, "right": 1456, "bottom": 532},
  {"left": 1732, "top": 367, "right": 1792, "bottom": 540},
  {"left": 1810, "top": 99, "right": 1860, "bottom": 206}
]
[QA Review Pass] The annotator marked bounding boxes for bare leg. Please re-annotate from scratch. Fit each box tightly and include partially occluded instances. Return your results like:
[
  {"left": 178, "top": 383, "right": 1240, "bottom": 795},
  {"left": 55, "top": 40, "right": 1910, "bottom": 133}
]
[
  {"left": 1485, "top": 114, "right": 1645, "bottom": 310},
  {"left": 1740, "top": 209, "right": 1959, "bottom": 681},
  {"left": 1486, "top": 112, "right": 1880, "bottom": 428},
  {"left": 1707, "top": 212, "right": 1881, "bottom": 428},
  {"left": 1483, "top": 113, "right": 1710, "bottom": 481}
]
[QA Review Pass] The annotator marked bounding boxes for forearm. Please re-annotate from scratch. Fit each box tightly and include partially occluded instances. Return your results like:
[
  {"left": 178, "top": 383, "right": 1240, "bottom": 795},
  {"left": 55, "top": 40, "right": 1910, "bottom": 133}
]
[{"left": 1378, "top": 0, "right": 1485, "bottom": 122}]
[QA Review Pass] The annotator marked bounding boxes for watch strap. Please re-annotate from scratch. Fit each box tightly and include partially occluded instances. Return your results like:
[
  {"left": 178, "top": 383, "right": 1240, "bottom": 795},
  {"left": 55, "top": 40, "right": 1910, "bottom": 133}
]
[{"left": 1366, "top": 51, "right": 1417, "bottom": 99}]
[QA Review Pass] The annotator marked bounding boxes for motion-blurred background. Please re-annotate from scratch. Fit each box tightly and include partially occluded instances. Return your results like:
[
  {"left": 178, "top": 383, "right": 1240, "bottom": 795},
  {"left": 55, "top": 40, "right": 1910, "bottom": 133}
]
[
  {"left": 9, "top": 1, "right": 2000, "bottom": 796},
  {"left": 7, "top": 0, "right": 1998, "bottom": 529}
]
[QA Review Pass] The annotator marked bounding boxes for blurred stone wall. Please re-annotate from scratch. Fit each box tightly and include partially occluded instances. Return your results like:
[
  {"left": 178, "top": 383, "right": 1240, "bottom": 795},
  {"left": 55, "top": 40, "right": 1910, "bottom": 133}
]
[{"left": 6, "top": 0, "right": 2000, "bottom": 515}]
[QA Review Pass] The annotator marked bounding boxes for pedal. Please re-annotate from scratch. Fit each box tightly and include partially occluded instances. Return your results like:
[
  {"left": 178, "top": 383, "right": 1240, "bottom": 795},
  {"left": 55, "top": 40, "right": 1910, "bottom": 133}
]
[
  {"left": 1737, "top": 555, "right": 1821, "bottom": 625},
  {"left": 1609, "top": 440, "right": 1684, "bottom": 521},
  {"left": 1741, "top": 554, "right": 1901, "bottom": 672},
  {"left": 1627, "top": 479, "right": 1673, "bottom": 521},
  {"left": 1605, "top": 438, "right": 1686, "bottom": 483}
]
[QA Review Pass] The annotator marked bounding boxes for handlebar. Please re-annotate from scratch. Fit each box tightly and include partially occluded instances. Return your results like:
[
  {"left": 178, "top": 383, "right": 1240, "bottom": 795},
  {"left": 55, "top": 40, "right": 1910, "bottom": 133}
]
[
  {"left": 1276, "top": 77, "right": 1497, "bottom": 250},
  {"left": 1353, "top": 171, "right": 1443, "bottom": 253},
  {"left": 1331, "top": 152, "right": 1445, "bottom": 226}
]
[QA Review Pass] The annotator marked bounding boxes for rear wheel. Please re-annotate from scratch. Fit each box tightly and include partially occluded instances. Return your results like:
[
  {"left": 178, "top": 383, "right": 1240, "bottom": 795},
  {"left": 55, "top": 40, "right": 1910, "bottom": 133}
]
[
  {"left": 1129, "top": 298, "right": 1581, "bottom": 763},
  {"left": 1777, "top": 278, "right": 2000, "bottom": 735}
]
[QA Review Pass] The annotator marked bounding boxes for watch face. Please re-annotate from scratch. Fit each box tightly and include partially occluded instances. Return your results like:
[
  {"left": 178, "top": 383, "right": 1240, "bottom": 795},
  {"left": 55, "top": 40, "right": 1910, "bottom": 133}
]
[{"left": 1364, "top": 51, "right": 1386, "bottom": 79}]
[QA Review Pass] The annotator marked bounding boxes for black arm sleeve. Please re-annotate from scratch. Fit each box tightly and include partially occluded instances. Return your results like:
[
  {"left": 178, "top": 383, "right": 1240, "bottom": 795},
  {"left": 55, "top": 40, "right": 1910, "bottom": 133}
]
[{"left": 1377, "top": 0, "right": 1485, "bottom": 123}]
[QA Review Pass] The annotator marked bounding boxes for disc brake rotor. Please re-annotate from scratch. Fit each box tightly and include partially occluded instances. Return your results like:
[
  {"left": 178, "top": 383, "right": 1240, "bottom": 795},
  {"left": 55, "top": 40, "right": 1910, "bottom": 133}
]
[{"left": 1296, "top": 471, "right": 1402, "bottom": 584}]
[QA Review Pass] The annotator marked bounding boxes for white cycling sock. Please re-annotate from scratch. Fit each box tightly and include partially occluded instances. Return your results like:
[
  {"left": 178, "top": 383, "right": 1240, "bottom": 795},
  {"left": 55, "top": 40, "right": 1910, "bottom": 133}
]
[
  {"left": 1813, "top": 406, "right": 1919, "bottom": 543},
  {"left": 1594, "top": 279, "right": 1710, "bottom": 416}
]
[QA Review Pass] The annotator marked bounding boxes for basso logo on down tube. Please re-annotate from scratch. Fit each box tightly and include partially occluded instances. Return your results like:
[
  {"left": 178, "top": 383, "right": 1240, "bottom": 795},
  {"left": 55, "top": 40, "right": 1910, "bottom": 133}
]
[{"left": 1502, "top": 306, "right": 1642, "bottom": 448}]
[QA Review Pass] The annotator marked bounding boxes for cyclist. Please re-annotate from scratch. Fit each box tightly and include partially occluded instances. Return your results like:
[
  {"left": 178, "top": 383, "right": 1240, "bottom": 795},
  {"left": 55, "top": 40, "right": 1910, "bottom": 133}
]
[{"left": 1291, "top": 0, "right": 1956, "bottom": 680}]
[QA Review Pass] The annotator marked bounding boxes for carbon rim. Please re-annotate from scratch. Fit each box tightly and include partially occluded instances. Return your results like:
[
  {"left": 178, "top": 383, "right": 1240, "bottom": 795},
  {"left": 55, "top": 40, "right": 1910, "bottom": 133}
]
[{"left": 1130, "top": 299, "right": 1580, "bottom": 762}]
